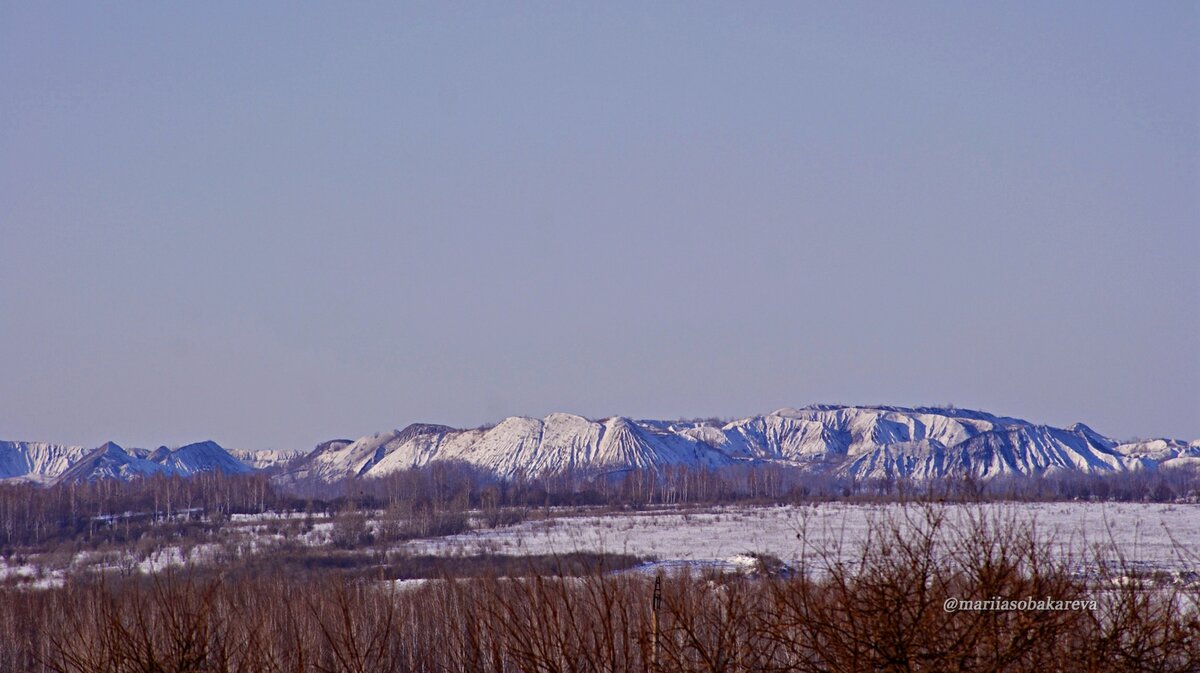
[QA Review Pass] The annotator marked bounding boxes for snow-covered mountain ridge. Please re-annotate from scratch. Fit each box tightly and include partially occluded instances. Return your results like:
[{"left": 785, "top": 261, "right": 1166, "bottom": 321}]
[
  {"left": 286, "top": 405, "right": 1200, "bottom": 482},
  {"left": 0, "top": 440, "right": 269, "bottom": 483},
  {"left": 5, "top": 405, "right": 1197, "bottom": 484}
]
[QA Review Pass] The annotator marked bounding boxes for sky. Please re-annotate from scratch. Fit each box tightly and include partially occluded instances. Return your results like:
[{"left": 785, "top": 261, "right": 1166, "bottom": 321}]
[{"left": 1, "top": 1, "right": 1197, "bottom": 450}]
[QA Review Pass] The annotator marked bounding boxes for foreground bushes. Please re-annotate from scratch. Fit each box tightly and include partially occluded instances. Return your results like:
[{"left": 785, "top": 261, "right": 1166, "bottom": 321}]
[{"left": 0, "top": 507, "right": 1196, "bottom": 673}]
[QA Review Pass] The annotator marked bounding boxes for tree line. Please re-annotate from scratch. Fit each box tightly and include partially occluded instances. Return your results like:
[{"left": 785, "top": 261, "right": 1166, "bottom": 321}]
[
  {"left": 0, "top": 505, "right": 1195, "bottom": 672},
  {"left": 3, "top": 460, "right": 1197, "bottom": 554}
]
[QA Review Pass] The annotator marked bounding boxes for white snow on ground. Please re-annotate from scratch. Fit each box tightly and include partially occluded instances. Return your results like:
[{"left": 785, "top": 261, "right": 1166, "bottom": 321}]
[
  {"left": 230, "top": 511, "right": 314, "bottom": 523},
  {"left": 0, "top": 562, "right": 39, "bottom": 581},
  {"left": 403, "top": 502, "right": 1200, "bottom": 573},
  {"left": 5, "top": 503, "right": 1198, "bottom": 589},
  {"left": 0, "top": 560, "right": 65, "bottom": 589}
]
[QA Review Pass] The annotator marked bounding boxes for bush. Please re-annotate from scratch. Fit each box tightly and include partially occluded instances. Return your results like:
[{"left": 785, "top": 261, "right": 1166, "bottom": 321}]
[
  {"left": 329, "top": 511, "right": 373, "bottom": 549},
  {"left": 1, "top": 506, "right": 1196, "bottom": 672},
  {"left": 483, "top": 507, "right": 528, "bottom": 529}
]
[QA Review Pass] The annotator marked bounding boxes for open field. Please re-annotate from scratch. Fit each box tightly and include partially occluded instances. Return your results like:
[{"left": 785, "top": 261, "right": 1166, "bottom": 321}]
[
  {"left": 5, "top": 501, "right": 1198, "bottom": 589},
  {"left": 3, "top": 500, "right": 1198, "bottom": 673},
  {"left": 1, "top": 476, "right": 1198, "bottom": 672},
  {"left": 405, "top": 502, "right": 1200, "bottom": 576}
]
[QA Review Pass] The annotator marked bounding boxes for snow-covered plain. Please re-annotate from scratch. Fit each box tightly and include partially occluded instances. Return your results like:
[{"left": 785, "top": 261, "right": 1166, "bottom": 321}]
[
  {"left": 4, "top": 503, "right": 1198, "bottom": 590},
  {"left": 404, "top": 502, "right": 1200, "bottom": 574}
]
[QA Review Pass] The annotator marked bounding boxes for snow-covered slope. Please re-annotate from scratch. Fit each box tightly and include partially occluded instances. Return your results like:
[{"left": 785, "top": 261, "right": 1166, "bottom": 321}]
[
  {"left": 291, "top": 413, "right": 740, "bottom": 483},
  {"left": 148, "top": 441, "right": 254, "bottom": 476},
  {"left": 1112, "top": 438, "right": 1200, "bottom": 470},
  {"left": 46, "top": 440, "right": 256, "bottom": 483},
  {"left": 6, "top": 405, "right": 1195, "bottom": 485},
  {"left": 54, "top": 442, "right": 172, "bottom": 483},
  {"left": 0, "top": 441, "right": 92, "bottom": 482},
  {"left": 227, "top": 448, "right": 308, "bottom": 471},
  {"left": 286, "top": 405, "right": 1192, "bottom": 482}
]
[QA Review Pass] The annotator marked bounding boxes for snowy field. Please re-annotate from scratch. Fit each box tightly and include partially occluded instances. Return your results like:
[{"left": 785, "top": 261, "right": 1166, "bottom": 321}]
[
  {"left": 404, "top": 502, "right": 1200, "bottom": 574},
  {"left": 5, "top": 502, "right": 1198, "bottom": 589}
]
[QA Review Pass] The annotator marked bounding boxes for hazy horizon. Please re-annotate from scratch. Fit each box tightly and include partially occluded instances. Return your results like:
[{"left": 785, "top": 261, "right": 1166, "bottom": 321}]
[{"left": 3, "top": 2, "right": 1197, "bottom": 450}]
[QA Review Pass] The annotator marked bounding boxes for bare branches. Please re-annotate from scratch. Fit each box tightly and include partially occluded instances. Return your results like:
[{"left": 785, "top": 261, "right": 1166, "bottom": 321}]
[{"left": 2, "top": 505, "right": 1197, "bottom": 672}]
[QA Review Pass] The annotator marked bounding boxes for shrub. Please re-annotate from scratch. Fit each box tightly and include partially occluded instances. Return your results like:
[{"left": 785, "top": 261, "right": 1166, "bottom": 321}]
[{"left": 329, "top": 511, "right": 373, "bottom": 549}]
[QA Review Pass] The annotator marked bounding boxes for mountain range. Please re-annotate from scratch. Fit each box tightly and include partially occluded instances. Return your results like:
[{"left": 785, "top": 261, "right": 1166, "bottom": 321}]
[
  {"left": 289, "top": 405, "right": 1198, "bottom": 483},
  {"left": 0, "top": 440, "right": 304, "bottom": 484},
  {"left": 4, "top": 406, "right": 1198, "bottom": 484}
]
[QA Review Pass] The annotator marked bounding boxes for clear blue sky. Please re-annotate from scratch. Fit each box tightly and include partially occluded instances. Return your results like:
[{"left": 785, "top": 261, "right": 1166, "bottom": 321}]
[{"left": 2, "top": 1, "right": 1197, "bottom": 449}]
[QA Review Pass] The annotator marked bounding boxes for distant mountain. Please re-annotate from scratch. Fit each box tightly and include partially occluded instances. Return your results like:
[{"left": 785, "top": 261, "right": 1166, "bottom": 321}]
[
  {"left": 283, "top": 405, "right": 1200, "bottom": 483},
  {"left": 5, "top": 405, "right": 1197, "bottom": 485},
  {"left": 54, "top": 442, "right": 172, "bottom": 483},
  {"left": 146, "top": 441, "right": 253, "bottom": 477},
  {"left": 226, "top": 448, "right": 308, "bottom": 471},
  {"left": 0, "top": 439, "right": 269, "bottom": 483},
  {"left": 0, "top": 441, "right": 92, "bottom": 483},
  {"left": 1112, "top": 437, "right": 1200, "bottom": 470}
]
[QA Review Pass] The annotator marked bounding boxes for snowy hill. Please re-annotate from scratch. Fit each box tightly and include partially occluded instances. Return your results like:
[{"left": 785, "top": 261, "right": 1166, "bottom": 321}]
[
  {"left": 1112, "top": 437, "right": 1200, "bottom": 470},
  {"left": 288, "top": 414, "right": 737, "bottom": 483},
  {"left": 5, "top": 405, "right": 1196, "bottom": 484},
  {"left": 54, "top": 442, "right": 173, "bottom": 483},
  {"left": 227, "top": 448, "right": 308, "bottom": 471},
  {"left": 147, "top": 441, "right": 254, "bottom": 477},
  {"left": 0, "top": 441, "right": 92, "bottom": 483},
  {"left": 0, "top": 439, "right": 262, "bottom": 483},
  {"left": 285, "top": 405, "right": 1198, "bottom": 483}
]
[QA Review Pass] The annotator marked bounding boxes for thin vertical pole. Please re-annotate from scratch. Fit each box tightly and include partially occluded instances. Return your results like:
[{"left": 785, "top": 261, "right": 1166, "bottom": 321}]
[{"left": 652, "top": 574, "right": 662, "bottom": 673}]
